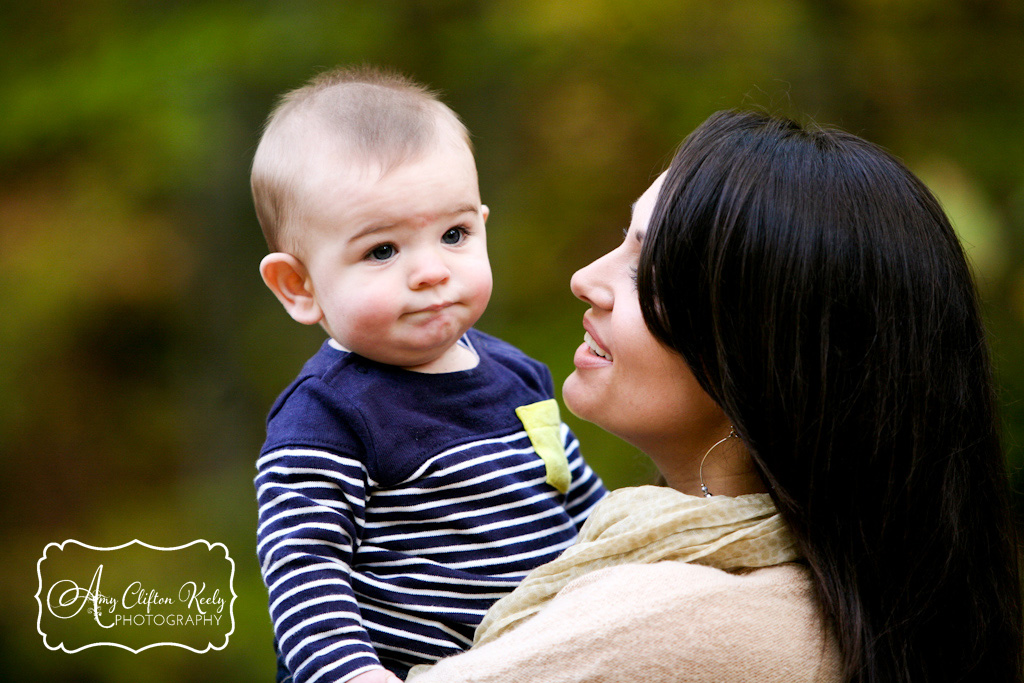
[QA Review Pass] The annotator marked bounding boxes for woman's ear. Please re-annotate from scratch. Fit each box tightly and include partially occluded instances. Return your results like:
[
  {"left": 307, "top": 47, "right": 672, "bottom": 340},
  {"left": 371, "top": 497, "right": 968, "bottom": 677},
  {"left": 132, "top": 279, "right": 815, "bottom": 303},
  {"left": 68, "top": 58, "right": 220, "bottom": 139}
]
[{"left": 259, "top": 253, "right": 323, "bottom": 326}]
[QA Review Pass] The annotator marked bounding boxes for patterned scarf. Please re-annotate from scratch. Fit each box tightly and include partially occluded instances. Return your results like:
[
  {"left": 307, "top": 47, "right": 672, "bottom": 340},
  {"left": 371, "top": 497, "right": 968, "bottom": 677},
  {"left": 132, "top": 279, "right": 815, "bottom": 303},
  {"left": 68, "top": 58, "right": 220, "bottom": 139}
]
[{"left": 474, "top": 484, "right": 801, "bottom": 647}]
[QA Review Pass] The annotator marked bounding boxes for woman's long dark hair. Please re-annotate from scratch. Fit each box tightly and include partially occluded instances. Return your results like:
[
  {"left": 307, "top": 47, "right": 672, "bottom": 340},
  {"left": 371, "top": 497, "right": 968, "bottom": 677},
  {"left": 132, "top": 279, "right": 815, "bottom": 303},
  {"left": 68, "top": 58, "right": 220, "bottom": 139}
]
[{"left": 638, "top": 110, "right": 1022, "bottom": 681}]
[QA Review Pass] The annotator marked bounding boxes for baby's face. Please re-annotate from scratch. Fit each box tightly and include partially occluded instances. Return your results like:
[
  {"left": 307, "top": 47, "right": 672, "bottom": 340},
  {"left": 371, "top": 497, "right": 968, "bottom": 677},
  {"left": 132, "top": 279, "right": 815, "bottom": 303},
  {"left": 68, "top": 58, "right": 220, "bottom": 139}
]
[{"left": 298, "top": 138, "right": 492, "bottom": 371}]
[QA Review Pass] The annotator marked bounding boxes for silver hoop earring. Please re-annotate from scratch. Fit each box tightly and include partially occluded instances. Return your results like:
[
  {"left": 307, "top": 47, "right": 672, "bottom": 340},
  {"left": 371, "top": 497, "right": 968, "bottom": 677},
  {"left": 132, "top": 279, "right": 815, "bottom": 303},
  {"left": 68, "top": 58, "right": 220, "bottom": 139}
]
[{"left": 699, "top": 427, "right": 740, "bottom": 498}]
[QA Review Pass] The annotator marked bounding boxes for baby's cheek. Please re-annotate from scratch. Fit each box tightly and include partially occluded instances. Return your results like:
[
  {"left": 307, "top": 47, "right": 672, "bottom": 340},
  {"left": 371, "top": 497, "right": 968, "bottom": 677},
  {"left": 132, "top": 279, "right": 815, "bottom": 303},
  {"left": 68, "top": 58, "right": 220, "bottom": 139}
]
[
  {"left": 346, "top": 297, "right": 399, "bottom": 337},
  {"left": 466, "top": 265, "right": 494, "bottom": 308}
]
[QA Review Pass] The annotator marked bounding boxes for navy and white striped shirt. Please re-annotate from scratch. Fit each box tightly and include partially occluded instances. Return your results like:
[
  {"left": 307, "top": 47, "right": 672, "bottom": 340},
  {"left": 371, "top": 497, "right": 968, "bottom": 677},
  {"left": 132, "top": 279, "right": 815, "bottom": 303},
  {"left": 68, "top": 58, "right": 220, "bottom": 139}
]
[{"left": 256, "top": 330, "right": 607, "bottom": 682}]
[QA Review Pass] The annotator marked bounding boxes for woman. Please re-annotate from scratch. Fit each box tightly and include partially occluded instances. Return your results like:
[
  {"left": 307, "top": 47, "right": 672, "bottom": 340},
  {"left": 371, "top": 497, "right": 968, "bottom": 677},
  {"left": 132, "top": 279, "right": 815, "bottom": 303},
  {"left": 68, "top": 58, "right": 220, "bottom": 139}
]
[{"left": 410, "top": 110, "right": 1022, "bottom": 682}]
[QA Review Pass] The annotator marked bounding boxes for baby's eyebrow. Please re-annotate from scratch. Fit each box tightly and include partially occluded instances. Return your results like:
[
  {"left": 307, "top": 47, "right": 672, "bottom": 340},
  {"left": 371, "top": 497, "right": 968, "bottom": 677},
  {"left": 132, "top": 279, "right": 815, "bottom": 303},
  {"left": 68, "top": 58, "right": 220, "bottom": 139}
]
[
  {"left": 350, "top": 222, "right": 395, "bottom": 242},
  {"left": 447, "top": 203, "right": 480, "bottom": 218},
  {"left": 350, "top": 204, "right": 480, "bottom": 242}
]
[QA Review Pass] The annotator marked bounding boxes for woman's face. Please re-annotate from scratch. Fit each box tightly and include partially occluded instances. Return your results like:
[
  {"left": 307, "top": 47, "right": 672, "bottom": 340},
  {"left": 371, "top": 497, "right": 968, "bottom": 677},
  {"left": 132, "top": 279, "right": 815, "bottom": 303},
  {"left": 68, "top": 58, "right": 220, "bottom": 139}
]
[{"left": 563, "top": 173, "right": 732, "bottom": 466}]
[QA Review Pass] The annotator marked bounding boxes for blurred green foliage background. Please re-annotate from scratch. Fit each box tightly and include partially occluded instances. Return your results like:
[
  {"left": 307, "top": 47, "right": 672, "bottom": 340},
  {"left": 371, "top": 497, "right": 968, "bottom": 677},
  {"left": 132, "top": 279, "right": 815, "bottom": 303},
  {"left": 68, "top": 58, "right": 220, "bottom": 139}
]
[{"left": 4, "top": 1, "right": 1023, "bottom": 680}]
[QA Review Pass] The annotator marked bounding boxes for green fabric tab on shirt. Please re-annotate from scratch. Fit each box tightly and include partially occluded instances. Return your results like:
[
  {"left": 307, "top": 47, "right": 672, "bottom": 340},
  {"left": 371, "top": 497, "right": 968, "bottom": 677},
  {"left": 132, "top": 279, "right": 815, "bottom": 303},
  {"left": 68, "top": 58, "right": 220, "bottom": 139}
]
[{"left": 515, "top": 399, "right": 571, "bottom": 494}]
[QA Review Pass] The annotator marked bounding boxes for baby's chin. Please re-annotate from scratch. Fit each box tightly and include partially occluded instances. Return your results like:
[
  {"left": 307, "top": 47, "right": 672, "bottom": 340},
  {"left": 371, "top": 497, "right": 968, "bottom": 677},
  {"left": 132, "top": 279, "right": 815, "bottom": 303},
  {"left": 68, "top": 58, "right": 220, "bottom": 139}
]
[{"left": 352, "top": 338, "right": 476, "bottom": 374}]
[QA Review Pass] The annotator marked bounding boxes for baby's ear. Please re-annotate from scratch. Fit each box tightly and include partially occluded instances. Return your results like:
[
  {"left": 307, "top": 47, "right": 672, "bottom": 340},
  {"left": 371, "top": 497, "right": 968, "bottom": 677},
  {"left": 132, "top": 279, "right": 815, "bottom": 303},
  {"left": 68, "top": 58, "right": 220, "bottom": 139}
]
[
  {"left": 259, "top": 253, "right": 323, "bottom": 325},
  {"left": 481, "top": 204, "right": 489, "bottom": 223}
]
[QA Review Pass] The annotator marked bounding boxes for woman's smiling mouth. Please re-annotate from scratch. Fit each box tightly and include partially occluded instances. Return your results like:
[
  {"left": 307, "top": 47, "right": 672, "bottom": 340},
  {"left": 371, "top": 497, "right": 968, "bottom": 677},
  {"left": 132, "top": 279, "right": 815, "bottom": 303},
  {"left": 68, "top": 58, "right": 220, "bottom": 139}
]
[{"left": 584, "top": 330, "right": 612, "bottom": 360}]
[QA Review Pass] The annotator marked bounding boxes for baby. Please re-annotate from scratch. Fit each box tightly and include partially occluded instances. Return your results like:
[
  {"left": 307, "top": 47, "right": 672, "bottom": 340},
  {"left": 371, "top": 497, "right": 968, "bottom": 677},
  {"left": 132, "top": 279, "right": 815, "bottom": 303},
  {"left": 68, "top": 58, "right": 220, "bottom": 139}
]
[{"left": 251, "top": 66, "right": 607, "bottom": 683}]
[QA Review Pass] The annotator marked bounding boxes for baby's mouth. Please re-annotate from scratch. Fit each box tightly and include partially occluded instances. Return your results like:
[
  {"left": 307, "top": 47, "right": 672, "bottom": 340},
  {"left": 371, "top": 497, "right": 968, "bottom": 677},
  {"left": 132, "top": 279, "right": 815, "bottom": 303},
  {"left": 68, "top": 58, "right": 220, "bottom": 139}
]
[
  {"left": 584, "top": 331, "right": 612, "bottom": 361},
  {"left": 409, "top": 301, "right": 454, "bottom": 316}
]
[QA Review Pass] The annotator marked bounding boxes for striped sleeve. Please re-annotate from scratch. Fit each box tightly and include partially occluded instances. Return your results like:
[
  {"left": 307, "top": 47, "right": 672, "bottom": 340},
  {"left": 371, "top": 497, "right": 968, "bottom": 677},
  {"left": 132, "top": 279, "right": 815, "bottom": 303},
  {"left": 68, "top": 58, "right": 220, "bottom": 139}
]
[
  {"left": 560, "top": 423, "right": 608, "bottom": 526},
  {"left": 255, "top": 447, "right": 384, "bottom": 683}
]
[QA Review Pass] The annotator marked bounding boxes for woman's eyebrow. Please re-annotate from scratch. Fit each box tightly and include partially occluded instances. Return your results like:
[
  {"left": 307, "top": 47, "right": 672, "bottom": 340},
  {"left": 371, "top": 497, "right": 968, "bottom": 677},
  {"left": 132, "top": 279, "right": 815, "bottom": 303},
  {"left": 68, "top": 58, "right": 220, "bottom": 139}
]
[{"left": 627, "top": 201, "right": 646, "bottom": 243}]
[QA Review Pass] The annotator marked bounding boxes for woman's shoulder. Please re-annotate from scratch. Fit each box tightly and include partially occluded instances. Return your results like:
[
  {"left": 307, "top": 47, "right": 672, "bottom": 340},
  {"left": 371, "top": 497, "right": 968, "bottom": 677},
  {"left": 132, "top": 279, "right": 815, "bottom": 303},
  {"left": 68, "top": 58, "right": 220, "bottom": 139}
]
[
  {"left": 560, "top": 560, "right": 820, "bottom": 620},
  {"left": 413, "top": 561, "right": 840, "bottom": 683},
  {"left": 552, "top": 561, "right": 841, "bottom": 682},
  {"left": 564, "top": 559, "right": 813, "bottom": 600}
]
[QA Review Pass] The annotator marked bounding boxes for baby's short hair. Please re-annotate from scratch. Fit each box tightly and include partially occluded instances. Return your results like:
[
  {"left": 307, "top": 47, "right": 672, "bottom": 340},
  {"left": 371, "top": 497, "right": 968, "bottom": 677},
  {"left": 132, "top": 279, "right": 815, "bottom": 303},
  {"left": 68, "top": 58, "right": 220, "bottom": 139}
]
[{"left": 251, "top": 65, "right": 471, "bottom": 252}]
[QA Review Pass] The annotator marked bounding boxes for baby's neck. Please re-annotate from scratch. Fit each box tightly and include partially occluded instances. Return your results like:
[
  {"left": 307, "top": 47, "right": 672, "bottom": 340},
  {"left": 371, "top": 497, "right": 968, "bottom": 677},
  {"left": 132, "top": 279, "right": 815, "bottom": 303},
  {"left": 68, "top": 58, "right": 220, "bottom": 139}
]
[{"left": 404, "top": 342, "right": 479, "bottom": 374}]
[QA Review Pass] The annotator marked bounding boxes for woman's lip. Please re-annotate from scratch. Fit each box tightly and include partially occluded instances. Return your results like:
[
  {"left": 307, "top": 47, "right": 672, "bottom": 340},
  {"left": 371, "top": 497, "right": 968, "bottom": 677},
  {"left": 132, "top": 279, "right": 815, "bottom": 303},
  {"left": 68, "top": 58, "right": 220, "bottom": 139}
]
[
  {"left": 573, "top": 341, "right": 612, "bottom": 369},
  {"left": 582, "top": 318, "right": 611, "bottom": 358},
  {"left": 577, "top": 317, "right": 612, "bottom": 367}
]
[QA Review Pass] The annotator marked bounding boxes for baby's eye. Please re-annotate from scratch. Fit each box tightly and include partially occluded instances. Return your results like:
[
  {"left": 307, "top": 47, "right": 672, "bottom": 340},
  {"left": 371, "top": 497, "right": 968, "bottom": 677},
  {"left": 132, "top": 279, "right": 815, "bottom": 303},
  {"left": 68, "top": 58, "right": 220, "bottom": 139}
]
[
  {"left": 367, "top": 244, "right": 396, "bottom": 261},
  {"left": 442, "top": 226, "right": 468, "bottom": 245}
]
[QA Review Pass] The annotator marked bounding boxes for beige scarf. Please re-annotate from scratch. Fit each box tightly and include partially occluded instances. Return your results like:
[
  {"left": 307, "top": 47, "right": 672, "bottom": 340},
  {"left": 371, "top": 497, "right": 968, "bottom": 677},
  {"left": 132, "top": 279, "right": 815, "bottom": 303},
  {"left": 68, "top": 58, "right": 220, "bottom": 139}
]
[{"left": 474, "top": 485, "right": 801, "bottom": 647}]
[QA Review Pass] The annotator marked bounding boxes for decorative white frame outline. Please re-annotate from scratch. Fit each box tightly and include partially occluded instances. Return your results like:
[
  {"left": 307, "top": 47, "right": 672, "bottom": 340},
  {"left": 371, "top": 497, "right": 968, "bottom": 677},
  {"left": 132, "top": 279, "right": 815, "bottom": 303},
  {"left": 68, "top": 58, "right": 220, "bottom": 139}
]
[{"left": 36, "top": 539, "right": 237, "bottom": 653}]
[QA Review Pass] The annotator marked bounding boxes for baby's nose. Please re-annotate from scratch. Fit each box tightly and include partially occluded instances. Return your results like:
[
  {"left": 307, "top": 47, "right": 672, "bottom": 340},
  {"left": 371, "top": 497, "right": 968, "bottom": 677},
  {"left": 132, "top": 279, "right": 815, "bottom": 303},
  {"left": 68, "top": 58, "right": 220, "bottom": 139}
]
[{"left": 409, "top": 250, "right": 451, "bottom": 288}]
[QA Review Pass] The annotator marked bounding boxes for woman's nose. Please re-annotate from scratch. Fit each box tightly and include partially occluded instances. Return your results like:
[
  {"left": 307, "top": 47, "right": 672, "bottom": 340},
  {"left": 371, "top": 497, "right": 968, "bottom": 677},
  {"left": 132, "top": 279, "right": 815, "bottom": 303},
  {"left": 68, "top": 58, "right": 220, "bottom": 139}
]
[{"left": 570, "top": 253, "right": 613, "bottom": 310}]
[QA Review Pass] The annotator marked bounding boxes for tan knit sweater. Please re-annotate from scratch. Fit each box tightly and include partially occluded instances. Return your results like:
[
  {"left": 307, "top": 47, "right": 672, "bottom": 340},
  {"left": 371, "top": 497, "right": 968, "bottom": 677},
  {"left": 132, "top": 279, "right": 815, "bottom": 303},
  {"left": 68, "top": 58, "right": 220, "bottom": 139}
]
[
  {"left": 408, "top": 487, "right": 841, "bottom": 682},
  {"left": 409, "top": 561, "right": 840, "bottom": 682}
]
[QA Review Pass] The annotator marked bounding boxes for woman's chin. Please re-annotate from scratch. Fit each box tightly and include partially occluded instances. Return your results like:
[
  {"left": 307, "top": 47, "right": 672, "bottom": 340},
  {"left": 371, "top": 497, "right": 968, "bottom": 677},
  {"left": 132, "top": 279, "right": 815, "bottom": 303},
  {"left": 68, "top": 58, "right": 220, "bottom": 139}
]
[{"left": 561, "top": 371, "right": 594, "bottom": 422}]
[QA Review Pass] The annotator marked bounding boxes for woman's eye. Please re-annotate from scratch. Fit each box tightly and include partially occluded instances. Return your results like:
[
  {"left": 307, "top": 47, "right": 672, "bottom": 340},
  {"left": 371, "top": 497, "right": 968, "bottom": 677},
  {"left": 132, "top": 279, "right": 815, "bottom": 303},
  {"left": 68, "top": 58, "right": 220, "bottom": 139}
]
[
  {"left": 368, "top": 244, "right": 396, "bottom": 261},
  {"left": 442, "top": 227, "right": 467, "bottom": 245}
]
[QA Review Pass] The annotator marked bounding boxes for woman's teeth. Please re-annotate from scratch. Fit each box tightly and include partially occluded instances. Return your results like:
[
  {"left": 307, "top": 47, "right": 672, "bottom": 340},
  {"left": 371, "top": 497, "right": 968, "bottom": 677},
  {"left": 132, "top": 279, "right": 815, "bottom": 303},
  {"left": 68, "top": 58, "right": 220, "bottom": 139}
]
[{"left": 584, "top": 331, "right": 612, "bottom": 360}]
